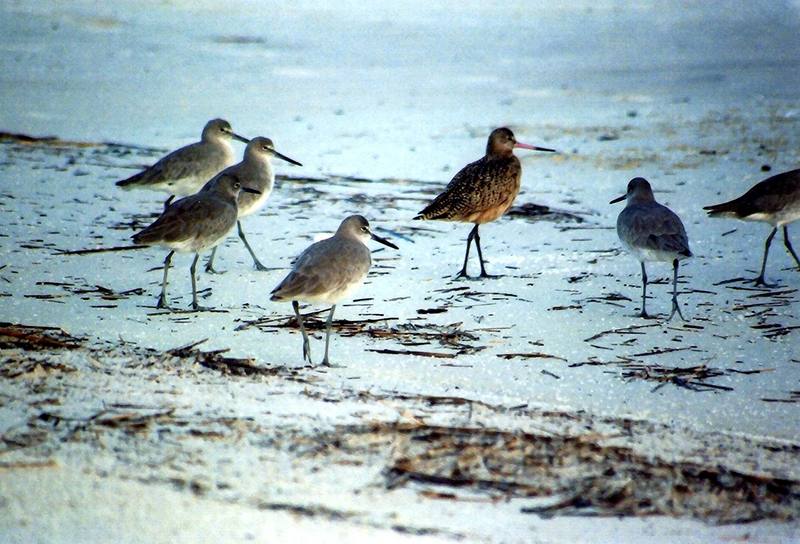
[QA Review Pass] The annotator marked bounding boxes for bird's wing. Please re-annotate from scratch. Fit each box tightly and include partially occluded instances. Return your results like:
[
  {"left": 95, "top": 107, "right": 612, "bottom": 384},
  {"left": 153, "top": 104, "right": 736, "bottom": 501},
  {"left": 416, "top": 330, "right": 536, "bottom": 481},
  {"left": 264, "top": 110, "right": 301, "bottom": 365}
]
[
  {"left": 622, "top": 205, "right": 690, "bottom": 255},
  {"left": 416, "top": 157, "right": 520, "bottom": 220},
  {"left": 271, "top": 240, "right": 370, "bottom": 299},
  {"left": 128, "top": 142, "right": 213, "bottom": 186},
  {"left": 132, "top": 195, "right": 235, "bottom": 245}
]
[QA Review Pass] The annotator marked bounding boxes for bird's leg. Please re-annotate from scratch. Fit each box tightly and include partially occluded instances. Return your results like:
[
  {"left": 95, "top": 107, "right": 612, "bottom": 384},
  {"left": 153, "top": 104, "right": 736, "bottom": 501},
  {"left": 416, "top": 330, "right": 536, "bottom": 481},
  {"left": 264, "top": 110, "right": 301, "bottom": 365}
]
[
  {"left": 189, "top": 253, "right": 209, "bottom": 311},
  {"left": 639, "top": 261, "right": 650, "bottom": 318},
  {"left": 238, "top": 220, "right": 268, "bottom": 271},
  {"left": 156, "top": 250, "right": 174, "bottom": 310},
  {"left": 204, "top": 247, "right": 223, "bottom": 274},
  {"left": 320, "top": 305, "right": 343, "bottom": 368},
  {"left": 293, "top": 301, "right": 312, "bottom": 366},
  {"left": 474, "top": 225, "right": 500, "bottom": 279},
  {"left": 163, "top": 195, "right": 175, "bottom": 210},
  {"left": 783, "top": 226, "right": 800, "bottom": 270},
  {"left": 667, "top": 259, "right": 686, "bottom": 322},
  {"left": 755, "top": 227, "right": 778, "bottom": 287},
  {"left": 456, "top": 224, "right": 478, "bottom": 278}
]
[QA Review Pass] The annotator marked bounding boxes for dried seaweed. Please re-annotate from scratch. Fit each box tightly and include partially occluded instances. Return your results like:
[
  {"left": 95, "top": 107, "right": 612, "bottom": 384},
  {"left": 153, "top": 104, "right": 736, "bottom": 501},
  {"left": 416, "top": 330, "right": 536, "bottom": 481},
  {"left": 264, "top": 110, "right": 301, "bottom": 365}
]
[
  {"left": 278, "top": 421, "right": 800, "bottom": 523},
  {"left": 620, "top": 364, "right": 732, "bottom": 392},
  {"left": 166, "top": 339, "right": 290, "bottom": 378},
  {"left": 505, "top": 202, "right": 587, "bottom": 224},
  {"left": 0, "top": 322, "right": 83, "bottom": 351}
]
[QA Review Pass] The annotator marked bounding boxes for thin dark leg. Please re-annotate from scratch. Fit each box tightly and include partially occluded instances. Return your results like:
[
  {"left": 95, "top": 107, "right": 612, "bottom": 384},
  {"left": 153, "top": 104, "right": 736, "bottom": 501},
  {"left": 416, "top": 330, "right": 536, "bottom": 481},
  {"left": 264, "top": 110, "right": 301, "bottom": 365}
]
[
  {"left": 238, "top": 220, "right": 268, "bottom": 271},
  {"left": 668, "top": 259, "right": 686, "bottom": 321},
  {"left": 156, "top": 250, "right": 174, "bottom": 309},
  {"left": 639, "top": 261, "right": 649, "bottom": 318},
  {"left": 474, "top": 225, "right": 499, "bottom": 278},
  {"left": 320, "top": 305, "right": 343, "bottom": 368},
  {"left": 783, "top": 226, "right": 800, "bottom": 269},
  {"left": 755, "top": 227, "right": 777, "bottom": 287},
  {"left": 456, "top": 224, "right": 478, "bottom": 278},
  {"left": 292, "top": 301, "right": 312, "bottom": 365},
  {"left": 204, "top": 247, "right": 222, "bottom": 274},
  {"left": 164, "top": 195, "right": 175, "bottom": 210},
  {"left": 190, "top": 253, "right": 208, "bottom": 311}
]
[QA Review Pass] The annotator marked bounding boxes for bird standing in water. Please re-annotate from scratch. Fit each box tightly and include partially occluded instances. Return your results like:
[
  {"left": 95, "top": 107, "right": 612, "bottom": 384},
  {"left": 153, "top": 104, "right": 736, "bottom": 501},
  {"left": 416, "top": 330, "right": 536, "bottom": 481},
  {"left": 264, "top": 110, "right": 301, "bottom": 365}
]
[
  {"left": 414, "top": 127, "right": 555, "bottom": 278},
  {"left": 116, "top": 118, "right": 249, "bottom": 205},
  {"left": 703, "top": 168, "right": 800, "bottom": 286},
  {"left": 270, "top": 215, "right": 398, "bottom": 367},
  {"left": 132, "top": 174, "right": 260, "bottom": 311},
  {"left": 611, "top": 177, "right": 692, "bottom": 320},
  {"left": 202, "top": 136, "right": 302, "bottom": 273}
]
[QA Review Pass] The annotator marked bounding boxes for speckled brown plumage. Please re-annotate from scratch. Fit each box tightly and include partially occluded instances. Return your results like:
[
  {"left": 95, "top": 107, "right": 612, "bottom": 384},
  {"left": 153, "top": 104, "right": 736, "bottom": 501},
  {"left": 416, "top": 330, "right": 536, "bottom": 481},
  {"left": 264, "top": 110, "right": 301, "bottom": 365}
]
[
  {"left": 413, "top": 127, "right": 555, "bottom": 278},
  {"left": 415, "top": 155, "right": 522, "bottom": 224}
]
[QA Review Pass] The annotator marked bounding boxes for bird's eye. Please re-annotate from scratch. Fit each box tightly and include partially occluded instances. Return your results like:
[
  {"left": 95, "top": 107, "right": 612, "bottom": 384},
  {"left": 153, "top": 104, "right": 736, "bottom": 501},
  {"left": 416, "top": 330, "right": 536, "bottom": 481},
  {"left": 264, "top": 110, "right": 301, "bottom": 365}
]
[
  {"left": 361, "top": 226, "right": 369, "bottom": 232},
  {"left": 233, "top": 182, "right": 241, "bottom": 189}
]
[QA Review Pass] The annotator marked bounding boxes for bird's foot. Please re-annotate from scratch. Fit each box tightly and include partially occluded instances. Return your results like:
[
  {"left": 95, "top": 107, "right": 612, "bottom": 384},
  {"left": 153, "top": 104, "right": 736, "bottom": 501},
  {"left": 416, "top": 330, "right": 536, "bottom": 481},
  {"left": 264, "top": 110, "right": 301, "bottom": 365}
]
[
  {"left": 754, "top": 276, "right": 776, "bottom": 288},
  {"left": 667, "top": 299, "right": 686, "bottom": 322},
  {"left": 479, "top": 271, "right": 501, "bottom": 280},
  {"left": 455, "top": 268, "right": 471, "bottom": 280},
  {"left": 638, "top": 309, "right": 658, "bottom": 320},
  {"left": 205, "top": 264, "right": 225, "bottom": 275},
  {"left": 253, "top": 260, "right": 270, "bottom": 272},
  {"left": 302, "top": 340, "right": 313, "bottom": 365},
  {"left": 191, "top": 302, "right": 212, "bottom": 312},
  {"left": 156, "top": 295, "right": 171, "bottom": 310},
  {"left": 319, "top": 357, "right": 345, "bottom": 368}
]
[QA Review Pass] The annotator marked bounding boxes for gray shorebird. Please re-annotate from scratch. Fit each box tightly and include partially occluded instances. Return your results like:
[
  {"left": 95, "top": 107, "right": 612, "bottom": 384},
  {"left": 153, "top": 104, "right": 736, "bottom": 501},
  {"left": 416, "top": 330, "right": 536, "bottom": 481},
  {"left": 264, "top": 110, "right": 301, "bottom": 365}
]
[
  {"left": 611, "top": 177, "right": 692, "bottom": 320},
  {"left": 703, "top": 168, "right": 800, "bottom": 286},
  {"left": 202, "top": 136, "right": 302, "bottom": 273},
  {"left": 414, "top": 127, "right": 555, "bottom": 278},
  {"left": 270, "top": 215, "right": 398, "bottom": 367},
  {"left": 116, "top": 118, "right": 249, "bottom": 203},
  {"left": 132, "top": 173, "right": 260, "bottom": 311}
]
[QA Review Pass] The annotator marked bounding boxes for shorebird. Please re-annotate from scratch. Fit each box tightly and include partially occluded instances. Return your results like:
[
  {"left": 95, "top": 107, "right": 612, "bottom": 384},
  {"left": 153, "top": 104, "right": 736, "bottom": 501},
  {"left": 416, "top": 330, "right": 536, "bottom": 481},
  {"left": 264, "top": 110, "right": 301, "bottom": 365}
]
[
  {"left": 703, "top": 168, "right": 800, "bottom": 286},
  {"left": 132, "top": 173, "right": 260, "bottom": 311},
  {"left": 270, "top": 215, "right": 398, "bottom": 367},
  {"left": 611, "top": 177, "right": 692, "bottom": 320},
  {"left": 414, "top": 127, "right": 555, "bottom": 278},
  {"left": 116, "top": 118, "right": 249, "bottom": 204},
  {"left": 202, "top": 136, "right": 302, "bottom": 273}
]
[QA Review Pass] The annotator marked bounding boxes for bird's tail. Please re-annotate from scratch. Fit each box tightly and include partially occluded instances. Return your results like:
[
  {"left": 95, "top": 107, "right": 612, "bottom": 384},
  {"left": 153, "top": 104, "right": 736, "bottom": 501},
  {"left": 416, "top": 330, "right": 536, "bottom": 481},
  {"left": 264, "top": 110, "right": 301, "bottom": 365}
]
[{"left": 702, "top": 199, "right": 739, "bottom": 218}]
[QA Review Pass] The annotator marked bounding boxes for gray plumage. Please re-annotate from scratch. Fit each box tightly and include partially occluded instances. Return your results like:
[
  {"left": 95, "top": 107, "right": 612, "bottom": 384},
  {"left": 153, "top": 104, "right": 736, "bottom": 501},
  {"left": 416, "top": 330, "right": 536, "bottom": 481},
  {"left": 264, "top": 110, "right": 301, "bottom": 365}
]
[
  {"left": 270, "top": 215, "right": 398, "bottom": 367},
  {"left": 612, "top": 177, "right": 691, "bottom": 320},
  {"left": 201, "top": 136, "right": 302, "bottom": 272},
  {"left": 132, "top": 174, "right": 258, "bottom": 310},
  {"left": 704, "top": 168, "right": 800, "bottom": 286},
  {"left": 116, "top": 118, "right": 248, "bottom": 197}
]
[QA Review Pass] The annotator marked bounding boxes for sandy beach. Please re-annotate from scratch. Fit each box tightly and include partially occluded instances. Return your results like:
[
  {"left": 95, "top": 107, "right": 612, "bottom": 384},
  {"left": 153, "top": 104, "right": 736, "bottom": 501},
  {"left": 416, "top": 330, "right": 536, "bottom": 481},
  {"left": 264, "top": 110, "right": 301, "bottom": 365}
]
[{"left": 1, "top": 1, "right": 799, "bottom": 542}]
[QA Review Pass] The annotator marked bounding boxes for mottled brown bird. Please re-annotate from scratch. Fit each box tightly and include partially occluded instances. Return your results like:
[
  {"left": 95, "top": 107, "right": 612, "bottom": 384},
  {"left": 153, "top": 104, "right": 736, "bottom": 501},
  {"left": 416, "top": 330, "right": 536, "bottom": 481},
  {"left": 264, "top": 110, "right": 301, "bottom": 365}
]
[
  {"left": 704, "top": 168, "right": 800, "bottom": 286},
  {"left": 414, "top": 127, "right": 555, "bottom": 278}
]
